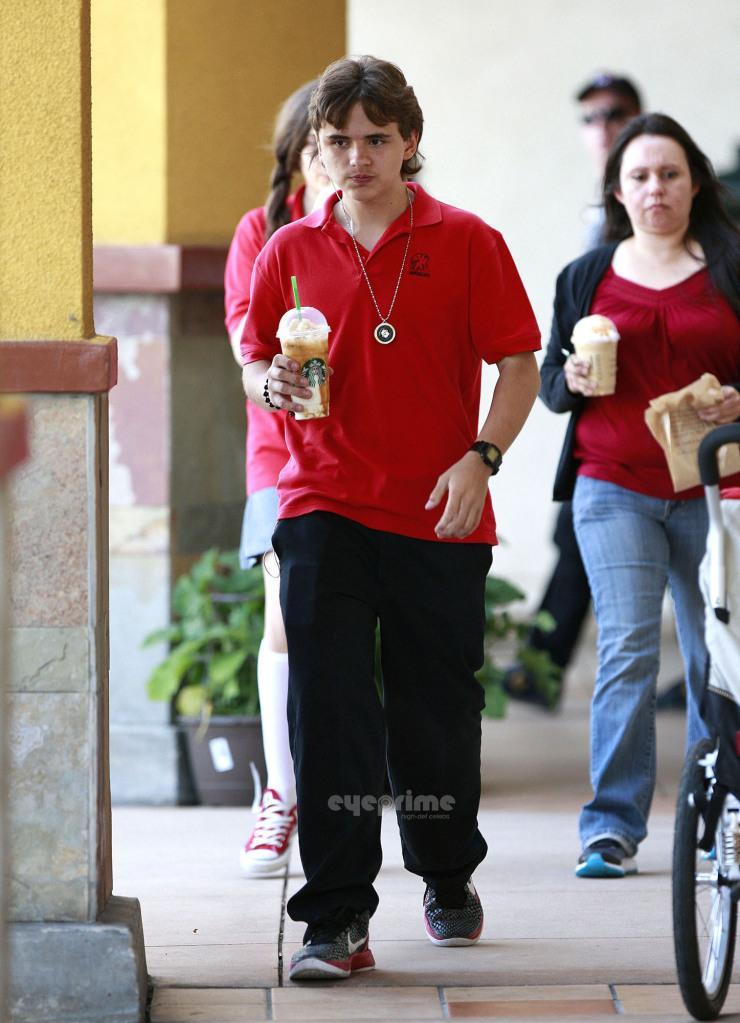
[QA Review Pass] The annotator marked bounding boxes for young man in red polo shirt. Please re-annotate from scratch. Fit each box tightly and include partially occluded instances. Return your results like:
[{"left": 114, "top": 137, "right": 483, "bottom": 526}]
[{"left": 241, "top": 55, "right": 540, "bottom": 981}]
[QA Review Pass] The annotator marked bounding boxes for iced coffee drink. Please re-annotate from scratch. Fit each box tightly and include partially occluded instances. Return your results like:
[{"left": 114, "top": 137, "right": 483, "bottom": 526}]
[
  {"left": 277, "top": 307, "right": 330, "bottom": 420},
  {"left": 572, "top": 314, "right": 620, "bottom": 396}
]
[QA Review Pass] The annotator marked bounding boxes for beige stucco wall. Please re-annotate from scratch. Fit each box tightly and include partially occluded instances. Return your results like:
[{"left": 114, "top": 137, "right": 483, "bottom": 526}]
[{"left": 349, "top": 0, "right": 740, "bottom": 600}]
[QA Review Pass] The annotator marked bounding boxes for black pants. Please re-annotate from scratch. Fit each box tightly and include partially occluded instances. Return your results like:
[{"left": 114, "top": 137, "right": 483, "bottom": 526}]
[
  {"left": 272, "top": 512, "right": 491, "bottom": 925},
  {"left": 529, "top": 502, "right": 591, "bottom": 669}
]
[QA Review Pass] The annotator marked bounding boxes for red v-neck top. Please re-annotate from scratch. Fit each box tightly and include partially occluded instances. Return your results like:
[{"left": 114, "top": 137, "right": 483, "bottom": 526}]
[
  {"left": 241, "top": 183, "right": 541, "bottom": 545},
  {"left": 574, "top": 266, "right": 740, "bottom": 499}
]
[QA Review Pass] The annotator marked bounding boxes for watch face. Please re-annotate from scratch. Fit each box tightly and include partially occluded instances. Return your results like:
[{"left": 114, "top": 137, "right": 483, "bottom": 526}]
[
  {"left": 471, "top": 441, "right": 501, "bottom": 472},
  {"left": 482, "top": 444, "right": 502, "bottom": 471}
]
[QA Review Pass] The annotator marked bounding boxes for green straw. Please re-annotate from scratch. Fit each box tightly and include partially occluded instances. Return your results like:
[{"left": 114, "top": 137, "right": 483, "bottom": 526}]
[{"left": 291, "top": 275, "right": 302, "bottom": 315}]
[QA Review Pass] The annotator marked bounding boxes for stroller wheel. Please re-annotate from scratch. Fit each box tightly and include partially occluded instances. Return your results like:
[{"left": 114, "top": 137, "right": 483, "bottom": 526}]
[{"left": 673, "top": 738, "right": 737, "bottom": 1020}]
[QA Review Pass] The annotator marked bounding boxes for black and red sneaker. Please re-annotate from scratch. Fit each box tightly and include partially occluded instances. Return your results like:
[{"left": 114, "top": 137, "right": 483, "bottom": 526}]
[
  {"left": 289, "top": 909, "right": 375, "bottom": 981},
  {"left": 423, "top": 880, "right": 483, "bottom": 946}
]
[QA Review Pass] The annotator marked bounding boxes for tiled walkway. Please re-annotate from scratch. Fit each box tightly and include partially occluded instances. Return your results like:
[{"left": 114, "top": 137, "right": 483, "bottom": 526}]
[
  {"left": 113, "top": 699, "right": 740, "bottom": 1022},
  {"left": 147, "top": 983, "right": 740, "bottom": 1020}
]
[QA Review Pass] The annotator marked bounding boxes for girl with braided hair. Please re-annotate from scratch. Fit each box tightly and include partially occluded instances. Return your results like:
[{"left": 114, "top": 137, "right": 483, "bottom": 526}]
[{"left": 224, "top": 79, "right": 329, "bottom": 877}]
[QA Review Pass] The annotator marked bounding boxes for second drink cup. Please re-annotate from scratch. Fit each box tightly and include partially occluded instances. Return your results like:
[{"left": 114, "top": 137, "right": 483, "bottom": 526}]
[
  {"left": 571, "top": 314, "right": 620, "bottom": 396},
  {"left": 277, "top": 306, "right": 331, "bottom": 420}
]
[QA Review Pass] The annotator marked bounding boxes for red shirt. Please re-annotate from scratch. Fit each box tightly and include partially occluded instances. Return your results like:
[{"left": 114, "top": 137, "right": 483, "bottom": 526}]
[
  {"left": 241, "top": 183, "right": 541, "bottom": 545},
  {"left": 575, "top": 266, "right": 740, "bottom": 499},
  {"left": 224, "top": 188, "right": 305, "bottom": 494}
]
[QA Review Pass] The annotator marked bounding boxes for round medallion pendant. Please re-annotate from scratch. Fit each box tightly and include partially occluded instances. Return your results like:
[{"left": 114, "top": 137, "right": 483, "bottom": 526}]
[{"left": 374, "top": 322, "right": 396, "bottom": 345}]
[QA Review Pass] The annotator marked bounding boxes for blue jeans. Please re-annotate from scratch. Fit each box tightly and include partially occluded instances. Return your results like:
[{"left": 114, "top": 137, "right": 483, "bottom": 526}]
[{"left": 573, "top": 476, "right": 709, "bottom": 856}]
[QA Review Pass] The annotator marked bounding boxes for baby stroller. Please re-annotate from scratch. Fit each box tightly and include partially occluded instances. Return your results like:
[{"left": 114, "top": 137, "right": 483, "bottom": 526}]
[{"left": 673, "top": 423, "right": 740, "bottom": 1020}]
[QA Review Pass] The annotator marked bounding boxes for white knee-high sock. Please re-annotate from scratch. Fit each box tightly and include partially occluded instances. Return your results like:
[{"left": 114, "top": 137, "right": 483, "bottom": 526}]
[{"left": 257, "top": 641, "right": 295, "bottom": 805}]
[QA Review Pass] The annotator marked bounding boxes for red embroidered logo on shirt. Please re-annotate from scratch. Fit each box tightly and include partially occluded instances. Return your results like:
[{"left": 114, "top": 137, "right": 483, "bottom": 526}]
[{"left": 410, "top": 252, "right": 431, "bottom": 277}]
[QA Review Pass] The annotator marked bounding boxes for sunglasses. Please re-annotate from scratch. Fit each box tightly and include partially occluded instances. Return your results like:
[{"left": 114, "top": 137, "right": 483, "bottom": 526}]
[{"left": 581, "top": 106, "right": 631, "bottom": 126}]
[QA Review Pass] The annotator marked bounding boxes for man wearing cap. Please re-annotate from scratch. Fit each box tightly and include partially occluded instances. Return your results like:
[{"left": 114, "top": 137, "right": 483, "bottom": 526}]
[{"left": 577, "top": 73, "right": 642, "bottom": 247}]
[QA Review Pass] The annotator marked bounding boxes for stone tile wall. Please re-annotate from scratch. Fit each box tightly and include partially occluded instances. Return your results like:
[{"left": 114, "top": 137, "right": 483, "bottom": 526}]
[
  {"left": 7, "top": 395, "right": 110, "bottom": 922},
  {"left": 169, "top": 292, "right": 245, "bottom": 578},
  {"left": 95, "top": 290, "right": 247, "bottom": 804},
  {"left": 95, "top": 295, "right": 178, "bottom": 804}
]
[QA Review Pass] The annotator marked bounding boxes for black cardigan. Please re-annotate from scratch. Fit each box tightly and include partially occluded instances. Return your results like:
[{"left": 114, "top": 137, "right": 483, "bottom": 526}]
[{"left": 539, "top": 243, "right": 618, "bottom": 501}]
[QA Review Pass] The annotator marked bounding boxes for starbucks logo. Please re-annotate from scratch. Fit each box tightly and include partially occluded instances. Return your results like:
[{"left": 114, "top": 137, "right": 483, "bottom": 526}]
[{"left": 302, "top": 357, "right": 327, "bottom": 386}]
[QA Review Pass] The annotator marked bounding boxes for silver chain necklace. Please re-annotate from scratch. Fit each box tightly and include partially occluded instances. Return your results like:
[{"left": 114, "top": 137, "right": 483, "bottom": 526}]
[{"left": 340, "top": 188, "right": 413, "bottom": 345}]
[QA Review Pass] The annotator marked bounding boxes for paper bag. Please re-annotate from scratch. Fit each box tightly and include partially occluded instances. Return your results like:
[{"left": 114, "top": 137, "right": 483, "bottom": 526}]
[{"left": 644, "top": 373, "right": 740, "bottom": 492}]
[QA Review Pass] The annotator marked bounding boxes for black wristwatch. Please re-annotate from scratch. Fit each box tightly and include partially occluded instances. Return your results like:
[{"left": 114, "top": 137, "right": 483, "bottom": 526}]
[{"left": 469, "top": 441, "right": 503, "bottom": 475}]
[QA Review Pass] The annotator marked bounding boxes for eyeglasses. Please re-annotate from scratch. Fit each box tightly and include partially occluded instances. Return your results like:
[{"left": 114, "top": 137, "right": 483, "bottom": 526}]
[{"left": 581, "top": 106, "right": 631, "bottom": 126}]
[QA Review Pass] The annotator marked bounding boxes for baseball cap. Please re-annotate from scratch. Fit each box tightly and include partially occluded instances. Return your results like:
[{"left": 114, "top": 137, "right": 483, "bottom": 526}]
[{"left": 576, "top": 73, "right": 642, "bottom": 111}]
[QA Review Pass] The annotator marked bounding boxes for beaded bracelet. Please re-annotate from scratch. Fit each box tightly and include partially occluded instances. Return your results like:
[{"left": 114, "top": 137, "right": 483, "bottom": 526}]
[{"left": 263, "top": 376, "right": 278, "bottom": 409}]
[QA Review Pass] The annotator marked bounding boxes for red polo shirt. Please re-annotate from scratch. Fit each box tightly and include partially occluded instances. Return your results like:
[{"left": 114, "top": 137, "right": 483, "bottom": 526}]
[
  {"left": 224, "top": 189, "right": 305, "bottom": 494},
  {"left": 241, "top": 183, "right": 540, "bottom": 544}
]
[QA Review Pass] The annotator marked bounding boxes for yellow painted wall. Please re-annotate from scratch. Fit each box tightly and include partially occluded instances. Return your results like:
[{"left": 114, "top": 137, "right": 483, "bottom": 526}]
[
  {"left": 91, "top": 0, "right": 167, "bottom": 245},
  {"left": 92, "top": 0, "right": 346, "bottom": 246},
  {"left": 0, "top": 0, "right": 93, "bottom": 339},
  {"left": 166, "top": 0, "right": 346, "bottom": 244}
]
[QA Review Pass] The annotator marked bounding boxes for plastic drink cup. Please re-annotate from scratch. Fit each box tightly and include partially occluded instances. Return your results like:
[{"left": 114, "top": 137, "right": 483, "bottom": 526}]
[
  {"left": 572, "top": 314, "right": 620, "bottom": 396},
  {"left": 276, "top": 306, "right": 330, "bottom": 420}
]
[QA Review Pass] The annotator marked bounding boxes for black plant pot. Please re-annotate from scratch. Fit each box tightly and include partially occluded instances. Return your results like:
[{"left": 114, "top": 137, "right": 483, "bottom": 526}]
[{"left": 178, "top": 715, "right": 266, "bottom": 806}]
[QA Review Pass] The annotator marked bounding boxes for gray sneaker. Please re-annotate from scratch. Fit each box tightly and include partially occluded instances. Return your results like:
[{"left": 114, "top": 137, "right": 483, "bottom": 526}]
[
  {"left": 423, "top": 880, "right": 483, "bottom": 946},
  {"left": 289, "top": 909, "right": 375, "bottom": 981}
]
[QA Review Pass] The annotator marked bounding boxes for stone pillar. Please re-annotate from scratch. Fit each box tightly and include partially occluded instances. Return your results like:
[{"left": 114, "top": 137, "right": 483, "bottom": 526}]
[
  {"left": 0, "top": 2, "right": 146, "bottom": 1020},
  {"left": 91, "top": 0, "right": 346, "bottom": 804},
  {"left": 0, "top": 400, "right": 28, "bottom": 1023}
]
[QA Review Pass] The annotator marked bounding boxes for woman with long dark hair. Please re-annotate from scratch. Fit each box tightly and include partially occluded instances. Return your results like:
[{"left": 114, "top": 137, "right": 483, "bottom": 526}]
[
  {"left": 224, "top": 80, "right": 328, "bottom": 877},
  {"left": 540, "top": 113, "right": 740, "bottom": 879}
]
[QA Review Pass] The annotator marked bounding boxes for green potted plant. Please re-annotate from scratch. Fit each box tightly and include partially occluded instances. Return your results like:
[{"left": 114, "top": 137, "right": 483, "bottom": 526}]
[
  {"left": 477, "top": 575, "right": 559, "bottom": 717},
  {"left": 143, "top": 548, "right": 266, "bottom": 806}
]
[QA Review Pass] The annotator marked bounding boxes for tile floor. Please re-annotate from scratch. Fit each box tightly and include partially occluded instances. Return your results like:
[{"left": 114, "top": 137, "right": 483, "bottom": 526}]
[
  {"left": 114, "top": 689, "right": 740, "bottom": 1022},
  {"left": 147, "top": 983, "right": 740, "bottom": 1021}
]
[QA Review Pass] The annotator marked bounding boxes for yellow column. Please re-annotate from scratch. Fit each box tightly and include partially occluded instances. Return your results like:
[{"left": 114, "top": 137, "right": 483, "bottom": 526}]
[{"left": 0, "top": 0, "right": 93, "bottom": 339}]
